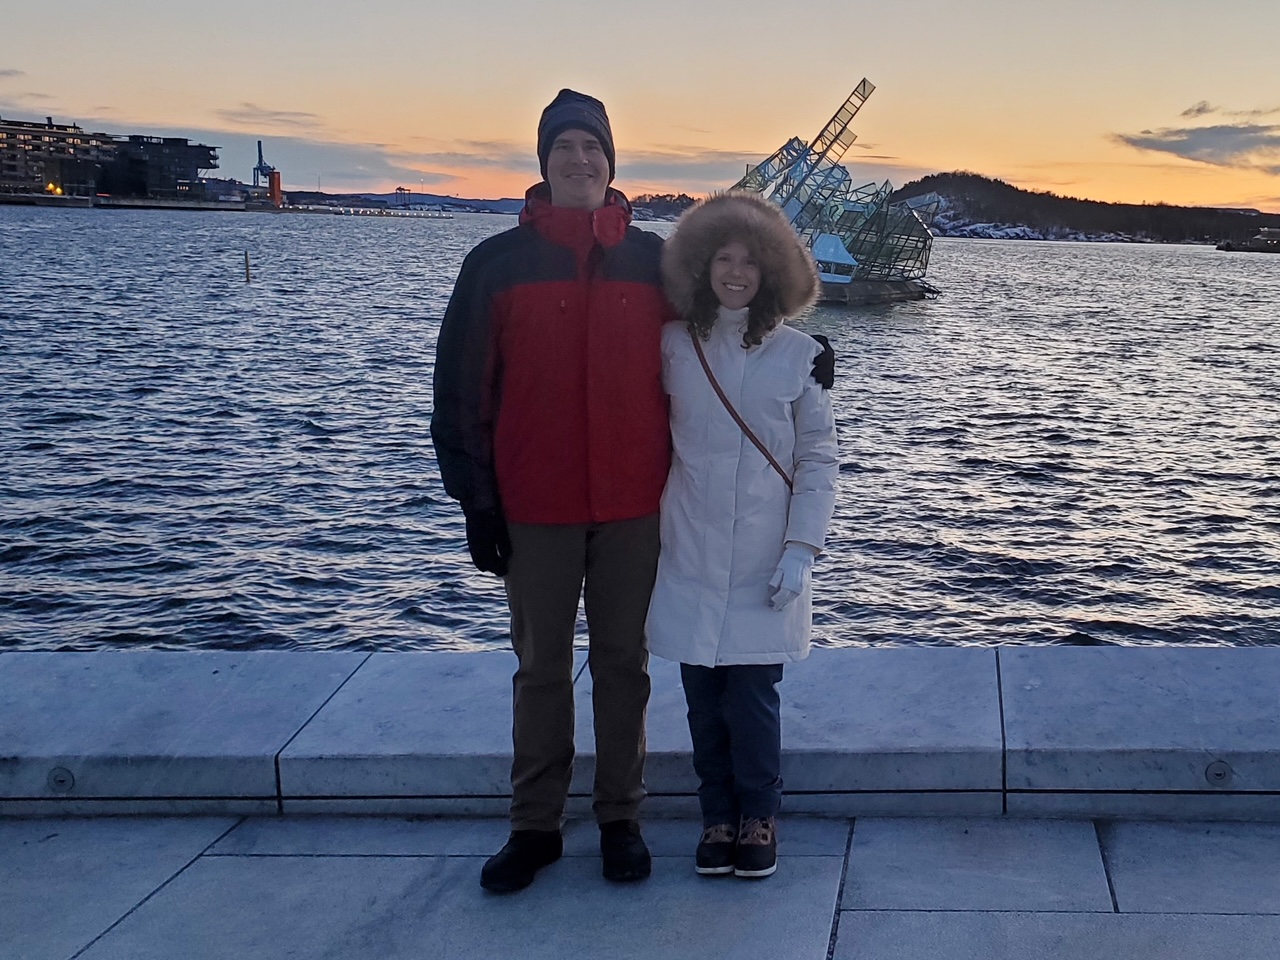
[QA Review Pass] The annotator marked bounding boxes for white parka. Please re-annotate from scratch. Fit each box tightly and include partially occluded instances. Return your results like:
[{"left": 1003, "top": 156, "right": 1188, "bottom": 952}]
[{"left": 645, "top": 305, "right": 839, "bottom": 667}]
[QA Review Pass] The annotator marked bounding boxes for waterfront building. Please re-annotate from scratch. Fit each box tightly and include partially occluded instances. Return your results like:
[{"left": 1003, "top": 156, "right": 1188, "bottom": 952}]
[
  {"left": 0, "top": 115, "right": 220, "bottom": 202},
  {"left": 97, "top": 135, "right": 220, "bottom": 200},
  {"left": 0, "top": 116, "right": 114, "bottom": 197}
]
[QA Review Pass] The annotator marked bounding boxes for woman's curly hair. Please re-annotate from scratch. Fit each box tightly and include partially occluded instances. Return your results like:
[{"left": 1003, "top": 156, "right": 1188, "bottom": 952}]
[{"left": 686, "top": 267, "right": 785, "bottom": 348}]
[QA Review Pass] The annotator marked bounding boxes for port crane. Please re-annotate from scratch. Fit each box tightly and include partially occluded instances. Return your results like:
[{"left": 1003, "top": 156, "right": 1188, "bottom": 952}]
[
  {"left": 252, "top": 140, "right": 283, "bottom": 208},
  {"left": 253, "top": 141, "right": 274, "bottom": 188}
]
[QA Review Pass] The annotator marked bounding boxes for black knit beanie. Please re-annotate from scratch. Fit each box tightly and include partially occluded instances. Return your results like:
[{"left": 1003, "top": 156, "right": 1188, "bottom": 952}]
[{"left": 536, "top": 88, "right": 616, "bottom": 183}]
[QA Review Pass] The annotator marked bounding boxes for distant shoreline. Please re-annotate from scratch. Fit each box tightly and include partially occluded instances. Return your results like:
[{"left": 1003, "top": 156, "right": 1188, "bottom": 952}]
[{"left": 0, "top": 189, "right": 1265, "bottom": 246}]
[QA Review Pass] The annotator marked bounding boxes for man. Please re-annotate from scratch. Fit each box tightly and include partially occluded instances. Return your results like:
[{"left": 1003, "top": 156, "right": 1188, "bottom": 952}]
[{"left": 431, "top": 89, "right": 672, "bottom": 894}]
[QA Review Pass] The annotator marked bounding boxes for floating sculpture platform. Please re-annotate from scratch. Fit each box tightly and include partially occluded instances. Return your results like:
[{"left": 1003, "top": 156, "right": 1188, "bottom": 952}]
[{"left": 820, "top": 278, "right": 939, "bottom": 305}]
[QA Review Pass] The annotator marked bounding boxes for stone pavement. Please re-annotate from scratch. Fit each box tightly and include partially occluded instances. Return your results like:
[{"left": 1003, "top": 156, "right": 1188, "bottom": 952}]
[
  {"left": 5, "top": 813, "right": 1280, "bottom": 960},
  {"left": 5, "top": 646, "right": 1280, "bottom": 957}
]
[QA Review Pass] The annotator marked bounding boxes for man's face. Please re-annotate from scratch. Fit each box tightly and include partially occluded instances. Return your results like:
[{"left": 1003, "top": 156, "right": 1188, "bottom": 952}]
[{"left": 546, "top": 129, "right": 609, "bottom": 210}]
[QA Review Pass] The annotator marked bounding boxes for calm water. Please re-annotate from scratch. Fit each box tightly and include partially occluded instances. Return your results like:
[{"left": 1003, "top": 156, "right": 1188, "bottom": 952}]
[{"left": 2, "top": 206, "right": 1277, "bottom": 650}]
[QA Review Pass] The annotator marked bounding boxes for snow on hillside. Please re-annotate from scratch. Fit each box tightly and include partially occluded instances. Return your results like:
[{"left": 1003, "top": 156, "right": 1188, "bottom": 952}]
[{"left": 929, "top": 197, "right": 1144, "bottom": 243}]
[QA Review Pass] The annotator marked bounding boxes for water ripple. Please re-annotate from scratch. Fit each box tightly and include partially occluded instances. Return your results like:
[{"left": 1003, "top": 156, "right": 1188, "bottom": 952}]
[{"left": 2, "top": 211, "right": 1278, "bottom": 648}]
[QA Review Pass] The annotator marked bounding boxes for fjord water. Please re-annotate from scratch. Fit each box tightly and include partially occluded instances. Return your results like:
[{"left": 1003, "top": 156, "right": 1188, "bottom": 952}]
[{"left": 2, "top": 206, "right": 1277, "bottom": 650}]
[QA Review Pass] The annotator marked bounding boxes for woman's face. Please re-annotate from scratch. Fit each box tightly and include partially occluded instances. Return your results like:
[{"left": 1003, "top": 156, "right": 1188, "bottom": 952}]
[{"left": 709, "top": 241, "right": 760, "bottom": 311}]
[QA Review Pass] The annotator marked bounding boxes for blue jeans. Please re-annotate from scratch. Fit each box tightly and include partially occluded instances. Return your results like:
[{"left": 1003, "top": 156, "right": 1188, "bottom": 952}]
[{"left": 680, "top": 662, "right": 785, "bottom": 827}]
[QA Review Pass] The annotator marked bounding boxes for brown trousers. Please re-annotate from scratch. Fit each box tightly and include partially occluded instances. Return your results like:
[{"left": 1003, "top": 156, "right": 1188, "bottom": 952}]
[{"left": 503, "top": 514, "right": 659, "bottom": 831}]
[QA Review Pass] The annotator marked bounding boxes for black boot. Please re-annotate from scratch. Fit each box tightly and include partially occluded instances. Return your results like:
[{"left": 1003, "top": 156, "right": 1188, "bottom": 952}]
[
  {"left": 695, "top": 822, "right": 738, "bottom": 876},
  {"left": 734, "top": 817, "right": 777, "bottom": 878},
  {"left": 480, "top": 829, "right": 563, "bottom": 893},
  {"left": 600, "top": 819, "right": 652, "bottom": 882}
]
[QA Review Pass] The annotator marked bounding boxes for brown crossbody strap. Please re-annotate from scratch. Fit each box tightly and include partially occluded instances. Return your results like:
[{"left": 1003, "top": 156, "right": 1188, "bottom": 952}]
[{"left": 690, "top": 329, "right": 794, "bottom": 491}]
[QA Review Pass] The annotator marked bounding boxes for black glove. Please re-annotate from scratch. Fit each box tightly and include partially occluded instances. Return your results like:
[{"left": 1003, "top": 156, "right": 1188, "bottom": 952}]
[
  {"left": 464, "top": 508, "right": 512, "bottom": 576},
  {"left": 810, "top": 334, "right": 835, "bottom": 390}
]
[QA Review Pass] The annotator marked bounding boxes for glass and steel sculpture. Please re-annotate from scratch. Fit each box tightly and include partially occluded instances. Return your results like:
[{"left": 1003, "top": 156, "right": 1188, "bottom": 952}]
[{"left": 731, "top": 79, "right": 940, "bottom": 296}]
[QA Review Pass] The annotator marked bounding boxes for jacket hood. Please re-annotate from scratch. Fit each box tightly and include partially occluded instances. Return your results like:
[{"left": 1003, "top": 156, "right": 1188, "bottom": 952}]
[{"left": 662, "top": 191, "right": 819, "bottom": 321}]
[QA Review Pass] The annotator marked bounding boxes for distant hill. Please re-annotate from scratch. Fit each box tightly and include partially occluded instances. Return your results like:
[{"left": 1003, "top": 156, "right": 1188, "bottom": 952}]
[
  {"left": 360, "top": 191, "right": 523, "bottom": 215},
  {"left": 282, "top": 190, "right": 523, "bottom": 214},
  {"left": 631, "top": 193, "right": 699, "bottom": 221},
  {"left": 892, "top": 172, "right": 1280, "bottom": 244},
  {"left": 290, "top": 174, "right": 1279, "bottom": 242}
]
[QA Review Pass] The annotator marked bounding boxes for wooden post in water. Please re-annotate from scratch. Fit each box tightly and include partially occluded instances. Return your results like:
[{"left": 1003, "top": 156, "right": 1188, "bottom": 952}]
[{"left": 245, "top": 251, "right": 251, "bottom": 283}]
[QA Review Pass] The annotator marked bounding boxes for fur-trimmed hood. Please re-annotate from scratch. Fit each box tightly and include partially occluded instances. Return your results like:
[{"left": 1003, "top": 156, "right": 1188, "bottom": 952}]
[{"left": 662, "top": 191, "right": 819, "bottom": 321}]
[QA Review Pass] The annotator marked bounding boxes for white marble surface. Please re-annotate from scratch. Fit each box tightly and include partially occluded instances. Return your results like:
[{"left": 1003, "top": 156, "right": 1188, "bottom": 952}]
[
  {"left": 779, "top": 791, "right": 1004, "bottom": 817},
  {"left": 0, "top": 817, "right": 235, "bottom": 960},
  {"left": 1101, "top": 822, "right": 1280, "bottom": 914},
  {"left": 76, "top": 849, "right": 845, "bottom": 960},
  {"left": 843, "top": 817, "right": 1113, "bottom": 912},
  {"left": 835, "top": 912, "right": 1280, "bottom": 960},
  {"left": 782, "top": 647, "right": 1002, "bottom": 791},
  {"left": 214, "top": 813, "right": 850, "bottom": 861},
  {"left": 211, "top": 815, "right": 515, "bottom": 857},
  {"left": 277, "top": 651, "right": 519, "bottom": 799},
  {"left": 10, "top": 814, "right": 1280, "bottom": 960},
  {"left": 281, "top": 796, "right": 515, "bottom": 816},
  {"left": 0, "top": 798, "right": 277, "bottom": 817},
  {"left": 5, "top": 648, "right": 1280, "bottom": 815},
  {"left": 0, "top": 652, "right": 367, "bottom": 799},
  {"left": 1002, "top": 647, "right": 1280, "bottom": 792},
  {"left": 1007, "top": 791, "right": 1280, "bottom": 820}
]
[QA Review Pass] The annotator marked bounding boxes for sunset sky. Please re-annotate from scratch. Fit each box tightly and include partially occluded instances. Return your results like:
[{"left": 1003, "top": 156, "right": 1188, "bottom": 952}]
[{"left": 3, "top": 0, "right": 1278, "bottom": 211}]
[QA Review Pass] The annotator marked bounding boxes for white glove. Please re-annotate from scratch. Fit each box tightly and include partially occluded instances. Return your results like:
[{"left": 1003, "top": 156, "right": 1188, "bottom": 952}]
[{"left": 768, "top": 542, "right": 818, "bottom": 611}]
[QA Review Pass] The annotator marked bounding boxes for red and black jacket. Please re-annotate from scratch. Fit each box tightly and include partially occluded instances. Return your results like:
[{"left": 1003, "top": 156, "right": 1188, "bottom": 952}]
[{"left": 431, "top": 184, "right": 674, "bottom": 525}]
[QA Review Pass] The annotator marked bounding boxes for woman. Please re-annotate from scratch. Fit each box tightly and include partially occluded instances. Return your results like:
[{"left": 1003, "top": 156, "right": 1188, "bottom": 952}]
[{"left": 646, "top": 191, "right": 839, "bottom": 879}]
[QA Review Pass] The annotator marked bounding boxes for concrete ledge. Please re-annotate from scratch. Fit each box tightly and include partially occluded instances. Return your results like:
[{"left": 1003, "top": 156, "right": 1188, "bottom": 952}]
[
  {"left": 278, "top": 652, "right": 518, "bottom": 800},
  {"left": 1008, "top": 792, "right": 1280, "bottom": 820},
  {"left": 782, "top": 648, "right": 1001, "bottom": 792},
  {"left": 776, "top": 792, "right": 1003, "bottom": 816},
  {"left": 0, "top": 798, "right": 278, "bottom": 817},
  {"left": 278, "top": 793, "right": 1005, "bottom": 818},
  {"left": 1002, "top": 648, "right": 1280, "bottom": 793},
  {"left": 0, "top": 652, "right": 368, "bottom": 802},
  {"left": 281, "top": 797, "right": 516, "bottom": 817},
  {"left": 3, "top": 647, "right": 1280, "bottom": 818}
]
